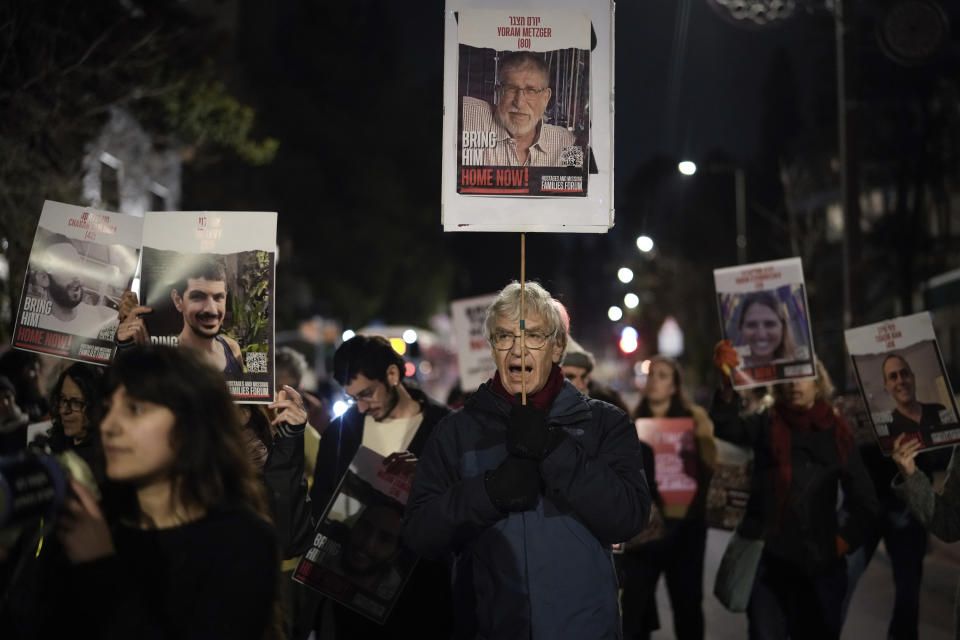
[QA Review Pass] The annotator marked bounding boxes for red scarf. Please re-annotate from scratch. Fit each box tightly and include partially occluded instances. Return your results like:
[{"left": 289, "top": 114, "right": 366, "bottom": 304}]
[
  {"left": 490, "top": 364, "right": 566, "bottom": 412},
  {"left": 769, "top": 398, "right": 853, "bottom": 528}
]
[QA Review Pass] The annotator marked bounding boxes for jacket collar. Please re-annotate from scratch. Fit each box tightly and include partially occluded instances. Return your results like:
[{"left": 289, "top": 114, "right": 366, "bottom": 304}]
[{"left": 466, "top": 379, "right": 592, "bottom": 426}]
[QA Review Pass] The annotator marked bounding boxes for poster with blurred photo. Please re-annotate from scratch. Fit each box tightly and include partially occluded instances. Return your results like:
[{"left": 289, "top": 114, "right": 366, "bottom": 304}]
[
  {"left": 456, "top": 9, "right": 590, "bottom": 198},
  {"left": 12, "top": 200, "right": 141, "bottom": 365},
  {"left": 293, "top": 446, "right": 417, "bottom": 624},
  {"left": 635, "top": 418, "right": 698, "bottom": 517},
  {"left": 845, "top": 312, "right": 960, "bottom": 455},
  {"left": 714, "top": 257, "right": 816, "bottom": 390},
  {"left": 705, "top": 440, "right": 752, "bottom": 530},
  {"left": 139, "top": 211, "right": 276, "bottom": 402},
  {"left": 450, "top": 293, "right": 497, "bottom": 392}
]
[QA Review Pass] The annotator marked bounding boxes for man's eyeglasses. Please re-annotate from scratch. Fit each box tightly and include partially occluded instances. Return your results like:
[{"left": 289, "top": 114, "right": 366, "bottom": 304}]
[
  {"left": 492, "top": 330, "right": 553, "bottom": 351},
  {"left": 58, "top": 396, "right": 86, "bottom": 413},
  {"left": 348, "top": 384, "right": 380, "bottom": 405},
  {"left": 497, "top": 85, "right": 547, "bottom": 100}
]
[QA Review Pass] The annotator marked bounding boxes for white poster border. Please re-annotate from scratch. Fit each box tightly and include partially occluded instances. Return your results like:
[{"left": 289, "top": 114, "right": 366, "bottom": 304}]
[
  {"left": 441, "top": 0, "right": 614, "bottom": 233},
  {"left": 844, "top": 312, "right": 960, "bottom": 455},
  {"left": 713, "top": 257, "right": 817, "bottom": 390}
]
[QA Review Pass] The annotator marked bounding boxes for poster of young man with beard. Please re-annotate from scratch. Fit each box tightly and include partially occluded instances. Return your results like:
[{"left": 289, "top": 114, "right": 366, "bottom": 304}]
[
  {"left": 126, "top": 211, "right": 277, "bottom": 402},
  {"left": 846, "top": 312, "right": 960, "bottom": 454},
  {"left": 13, "top": 200, "right": 141, "bottom": 364}
]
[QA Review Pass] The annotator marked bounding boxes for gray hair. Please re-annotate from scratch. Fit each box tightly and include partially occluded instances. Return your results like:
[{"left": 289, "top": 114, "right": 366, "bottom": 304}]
[
  {"left": 484, "top": 281, "right": 567, "bottom": 355},
  {"left": 275, "top": 346, "right": 308, "bottom": 384},
  {"left": 499, "top": 51, "right": 550, "bottom": 85}
]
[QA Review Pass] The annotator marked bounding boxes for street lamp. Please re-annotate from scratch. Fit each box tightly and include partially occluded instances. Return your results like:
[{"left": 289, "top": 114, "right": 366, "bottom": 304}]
[
  {"left": 617, "top": 267, "right": 634, "bottom": 283},
  {"left": 636, "top": 235, "right": 654, "bottom": 253},
  {"left": 679, "top": 160, "right": 747, "bottom": 265}
]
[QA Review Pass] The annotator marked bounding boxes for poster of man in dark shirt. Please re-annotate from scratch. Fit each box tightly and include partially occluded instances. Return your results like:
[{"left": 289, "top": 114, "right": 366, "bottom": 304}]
[
  {"left": 881, "top": 353, "right": 950, "bottom": 447},
  {"left": 846, "top": 312, "right": 960, "bottom": 455}
]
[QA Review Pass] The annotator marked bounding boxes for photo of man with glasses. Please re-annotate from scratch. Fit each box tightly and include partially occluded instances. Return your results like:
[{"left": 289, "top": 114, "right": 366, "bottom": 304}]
[{"left": 461, "top": 51, "right": 579, "bottom": 167}]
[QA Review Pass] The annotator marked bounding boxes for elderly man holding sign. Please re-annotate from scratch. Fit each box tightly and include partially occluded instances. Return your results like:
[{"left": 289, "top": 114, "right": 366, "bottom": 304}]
[{"left": 404, "top": 280, "right": 650, "bottom": 639}]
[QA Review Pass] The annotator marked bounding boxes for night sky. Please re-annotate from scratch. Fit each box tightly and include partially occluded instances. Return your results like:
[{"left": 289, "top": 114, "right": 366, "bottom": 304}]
[{"left": 112, "top": 1, "right": 960, "bottom": 385}]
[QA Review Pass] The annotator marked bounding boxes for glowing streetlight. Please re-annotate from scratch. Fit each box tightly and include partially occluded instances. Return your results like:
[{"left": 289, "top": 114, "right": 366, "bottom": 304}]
[
  {"left": 624, "top": 293, "right": 639, "bottom": 309},
  {"left": 677, "top": 160, "right": 747, "bottom": 264},
  {"left": 341, "top": 329, "right": 356, "bottom": 342},
  {"left": 617, "top": 267, "right": 634, "bottom": 283},
  {"left": 402, "top": 329, "right": 418, "bottom": 344},
  {"left": 608, "top": 306, "right": 623, "bottom": 322},
  {"left": 636, "top": 235, "right": 654, "bottom": 253}
]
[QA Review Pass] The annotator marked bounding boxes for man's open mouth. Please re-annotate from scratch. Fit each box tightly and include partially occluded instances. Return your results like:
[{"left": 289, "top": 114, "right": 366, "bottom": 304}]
[{"left": 509, "top": 365, "right": 533, "bottom": 373}]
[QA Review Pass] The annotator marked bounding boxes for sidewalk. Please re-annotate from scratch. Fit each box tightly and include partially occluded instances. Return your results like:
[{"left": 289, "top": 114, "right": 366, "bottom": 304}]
[{"left": 644, "top": 528, "right": 955, "bottom": 638}]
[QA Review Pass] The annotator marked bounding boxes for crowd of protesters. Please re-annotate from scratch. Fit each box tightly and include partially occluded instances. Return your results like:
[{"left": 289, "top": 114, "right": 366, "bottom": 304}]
[{"left": 0, "top": 277, "right": 958, "bottom": 640}]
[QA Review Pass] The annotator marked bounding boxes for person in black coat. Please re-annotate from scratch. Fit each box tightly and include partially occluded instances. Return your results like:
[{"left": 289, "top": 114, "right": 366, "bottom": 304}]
[
  {"left": 306, "top": 334, "right": 454, "bottom": 639},
  {"left": 56, "top": 345, "right": 281, "bottom": 640},
  {"left": 711, "top": 341, "right": 879, "bottom": 639}
]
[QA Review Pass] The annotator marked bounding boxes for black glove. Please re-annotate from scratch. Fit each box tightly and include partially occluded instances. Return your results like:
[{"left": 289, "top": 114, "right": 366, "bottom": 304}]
[
  {"left": 484, "top": 456, "right": 541, "bottom": 513},
  {"left": 507, "top": 404, "right": 566, "bottom": 460}
]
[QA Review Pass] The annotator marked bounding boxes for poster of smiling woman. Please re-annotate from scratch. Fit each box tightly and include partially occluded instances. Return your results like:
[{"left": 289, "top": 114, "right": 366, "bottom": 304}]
[
  {"left": 713, "top": 257, "right": 816, "bottom": 390},
  {"left": 845, "top": 312, "right": 960, "bottom": 455},
  {"left": 138, "top": 211, "right": 276, "bottom": 402}
]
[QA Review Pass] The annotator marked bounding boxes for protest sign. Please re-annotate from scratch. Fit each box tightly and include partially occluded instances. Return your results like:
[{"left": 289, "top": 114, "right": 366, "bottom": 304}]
[
  {"left": 635, "top": 417, "right": 698, "bottom": 518},
  {"left": 441, "top": 0, "right": 614, "bottom": 232},
  {"left": 140, "top": 211, "right": 276, "bottom": 402},
  {"left": 13, "top": 201, "right": 140, "bottom": 364},
  {"left": 456, "top": 10, "right": 590, "bottom": 198},
  {"left": 845, "top": 312, "right": 960, "bottom": 454},
  {"left": 714, "top": 257, "right": 816, "bottom": 389},
  {"left": 293, "top": 446, "right": 417, "bottom": 624},
  {"left": 450, "top": 293, "right": 497, "bottom": 391},
  {"left": 705, "top": 440, "right": 752, "bottom": 530}
]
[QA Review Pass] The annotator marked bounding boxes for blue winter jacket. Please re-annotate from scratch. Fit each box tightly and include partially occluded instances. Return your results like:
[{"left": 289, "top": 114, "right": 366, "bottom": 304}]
[{"left": 403, "top": 380, "right": 651, "bottom": 640}]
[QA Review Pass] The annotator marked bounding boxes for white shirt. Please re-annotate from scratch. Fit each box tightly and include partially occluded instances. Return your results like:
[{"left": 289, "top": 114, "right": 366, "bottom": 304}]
[
  {"left": 36, "top": 303, "right": 117, "bottom": 340},
  {"left": 361, "top": 412, "right": 424, "bottom": 458}
]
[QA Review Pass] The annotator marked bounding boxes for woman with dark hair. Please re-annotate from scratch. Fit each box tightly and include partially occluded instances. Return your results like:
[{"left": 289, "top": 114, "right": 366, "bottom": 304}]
[
  {"left": 711, "top": 341, "right": 878, "bottom": 639},
  {"left": 30, "top": 363, "right": 104, "bottom": 473},
  {"left": 736, "top": 292, "right": 796, "bottom": 367},
  {"left": 56, "top": 344, "right": 281, "bottom": 639},
  {"left": 621, "top": 356, "right": 717, "bottom": 640}
]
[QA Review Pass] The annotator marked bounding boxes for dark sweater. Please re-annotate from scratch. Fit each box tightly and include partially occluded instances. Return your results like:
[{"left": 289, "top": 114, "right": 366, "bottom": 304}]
[{"left": 70, "top": 508, "right": 279, "bottom": 639}]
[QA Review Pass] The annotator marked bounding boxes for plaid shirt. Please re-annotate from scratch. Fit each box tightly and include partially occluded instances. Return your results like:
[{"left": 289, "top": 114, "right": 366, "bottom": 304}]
[{"left": 461, "top": 96, "right": 577, "bottom": 167}]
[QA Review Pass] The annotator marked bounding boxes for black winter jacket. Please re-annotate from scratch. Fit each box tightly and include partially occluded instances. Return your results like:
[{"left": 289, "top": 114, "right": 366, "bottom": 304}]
[
  {"left": 711, "top": 392, "right": 879, "bottom": 574},
  {"left": 308, "top": 385, "right": 454, "bottom": 638}
]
